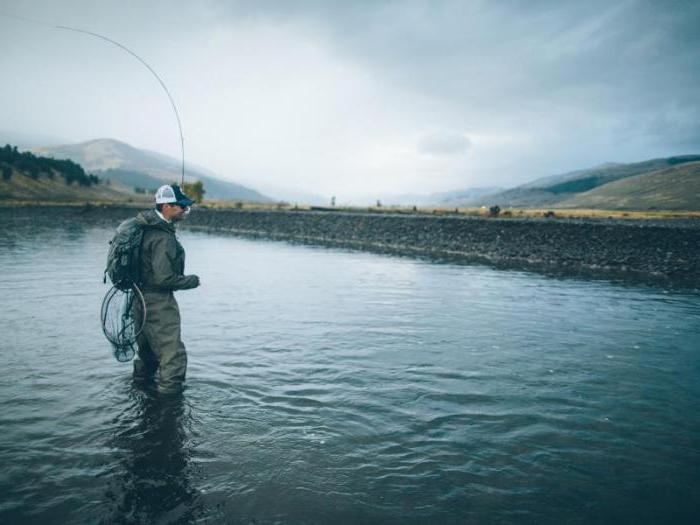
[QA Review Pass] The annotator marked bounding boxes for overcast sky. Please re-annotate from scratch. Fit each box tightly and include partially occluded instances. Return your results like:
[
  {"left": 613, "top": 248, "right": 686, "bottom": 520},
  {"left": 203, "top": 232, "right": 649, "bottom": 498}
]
[{"left": 1, "top": 0, "right": 699, "bottom": 201}]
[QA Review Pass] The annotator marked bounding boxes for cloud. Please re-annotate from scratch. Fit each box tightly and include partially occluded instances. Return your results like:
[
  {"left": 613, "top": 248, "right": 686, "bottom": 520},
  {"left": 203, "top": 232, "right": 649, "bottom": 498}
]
[
  {"left": 209, "top": 1, "right": 700, "bottom": 172},
  {"left": 418, "top": 132, "right": 471, "bottom": 156}
]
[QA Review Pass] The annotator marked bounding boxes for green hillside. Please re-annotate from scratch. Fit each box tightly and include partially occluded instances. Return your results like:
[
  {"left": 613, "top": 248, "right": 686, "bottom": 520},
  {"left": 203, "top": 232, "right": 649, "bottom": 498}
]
[
  {"left": 558, "top": 161, "right": 700, "bottom": 210},
  {"left": 454, "top": 155, "right": 700, "bottom": 208}
]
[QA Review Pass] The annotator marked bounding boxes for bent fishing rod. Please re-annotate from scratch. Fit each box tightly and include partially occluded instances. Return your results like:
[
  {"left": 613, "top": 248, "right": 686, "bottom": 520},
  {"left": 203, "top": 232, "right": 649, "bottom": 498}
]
[
  {"left": 2, "top": 11, "right": 186, "bottom": 185},
  {"left": 56, "top": 25, "right": 186, "bottom": 186}
]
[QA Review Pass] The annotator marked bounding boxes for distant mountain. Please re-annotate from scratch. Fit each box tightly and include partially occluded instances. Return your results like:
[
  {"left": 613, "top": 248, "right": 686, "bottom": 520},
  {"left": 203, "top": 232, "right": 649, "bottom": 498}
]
[
  {"left": 478, "top": 155, "right": 700, "bottom": 208},
  {"left": 34, "top": 139, "right": 273, "bottom": 202},
  {"left": 430, "top": 187, "right": 506, "bottom": 206},
  {"left": 557, "top": 161, "right": 700, "bottom": 210},
  {"left": 385, "top": 187, "right": 504, "bottom": 206},
  {"left": 252, "top": 184, "right": 329, "bottom": 206},
  {"left": 382, "top": 155, "right": 700, "bottom": 210},
  {"left": 97, "top": 168, "right": 165, "bottom": 192}
]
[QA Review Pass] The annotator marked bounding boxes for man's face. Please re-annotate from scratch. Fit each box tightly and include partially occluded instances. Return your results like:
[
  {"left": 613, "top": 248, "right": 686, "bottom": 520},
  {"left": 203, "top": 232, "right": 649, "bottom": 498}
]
[{"left": 163, "top": 203, "right": 190, "bottom": 221}]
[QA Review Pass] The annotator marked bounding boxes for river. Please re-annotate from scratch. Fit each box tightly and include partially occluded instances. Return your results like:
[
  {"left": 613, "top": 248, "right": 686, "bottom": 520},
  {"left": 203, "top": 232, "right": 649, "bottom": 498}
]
[{"left": 0, "top": 213, "right": 698, "bottom": 524}]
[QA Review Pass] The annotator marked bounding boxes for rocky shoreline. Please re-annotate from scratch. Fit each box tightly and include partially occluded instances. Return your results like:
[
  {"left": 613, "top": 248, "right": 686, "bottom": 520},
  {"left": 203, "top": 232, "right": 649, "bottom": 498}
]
[
  {"left": 3, "top": 205, "right": 699, "bottom": 285},
  {"left": 183, "top": 208, "right": 700, "bottom": 284}
]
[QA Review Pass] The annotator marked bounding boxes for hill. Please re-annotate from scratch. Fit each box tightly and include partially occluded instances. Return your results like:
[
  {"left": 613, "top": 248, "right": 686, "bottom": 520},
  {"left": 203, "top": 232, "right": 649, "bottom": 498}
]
[
  {"left": 557, "top": 161, "right": 700, "bottom": 210},
  {"left": 34, "top": 139, "right": 273, "bottom": 202},
  {"left": 443, "top": 155, "right": 700, "bottom": 208},
  {"left": 0, "top": 144, "right": 147, "bottom": 202}
]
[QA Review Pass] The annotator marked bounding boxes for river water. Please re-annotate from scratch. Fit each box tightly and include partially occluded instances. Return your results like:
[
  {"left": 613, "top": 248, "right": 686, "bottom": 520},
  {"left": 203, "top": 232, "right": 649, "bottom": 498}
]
[{"left": 0, "top": 214, "right": 699, "bottom": 524}]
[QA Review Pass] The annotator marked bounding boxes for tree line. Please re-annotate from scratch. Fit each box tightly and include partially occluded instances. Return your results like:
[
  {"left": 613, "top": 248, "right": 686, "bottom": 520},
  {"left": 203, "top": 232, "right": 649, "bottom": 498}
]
[{"left": 0, "top": 144, "right": 100, "bottom": 186}]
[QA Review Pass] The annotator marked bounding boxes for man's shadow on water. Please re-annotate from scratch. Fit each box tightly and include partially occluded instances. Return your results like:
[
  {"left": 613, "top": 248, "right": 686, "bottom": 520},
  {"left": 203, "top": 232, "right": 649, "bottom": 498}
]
[{"left": 101, "top": 385, "right": 203, "bottom": 525}]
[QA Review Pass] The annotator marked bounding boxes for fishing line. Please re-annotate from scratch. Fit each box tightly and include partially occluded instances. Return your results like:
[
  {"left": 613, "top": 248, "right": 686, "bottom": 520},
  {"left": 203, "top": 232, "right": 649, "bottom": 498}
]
[{"left": 2, "top": 11, "right": 186, "bottom": 185}]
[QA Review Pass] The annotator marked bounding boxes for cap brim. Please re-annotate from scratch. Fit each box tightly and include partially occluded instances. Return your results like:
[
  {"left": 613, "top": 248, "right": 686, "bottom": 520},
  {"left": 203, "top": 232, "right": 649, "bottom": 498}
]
[{"left": 175, "top": 197, "right": 195, "bottom": 207}]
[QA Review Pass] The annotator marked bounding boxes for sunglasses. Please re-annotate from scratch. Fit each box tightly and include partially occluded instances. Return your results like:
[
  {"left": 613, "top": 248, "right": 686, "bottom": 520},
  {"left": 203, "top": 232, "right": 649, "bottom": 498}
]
[{"left": 167, "top": 203, "right": 190, "bottom": 211}]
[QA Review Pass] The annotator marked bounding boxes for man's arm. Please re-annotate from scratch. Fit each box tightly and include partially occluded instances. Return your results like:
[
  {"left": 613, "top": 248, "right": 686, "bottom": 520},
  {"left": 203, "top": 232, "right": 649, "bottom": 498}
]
[{"left": 149, "top": 235, "right": 200, "bottom": 291}]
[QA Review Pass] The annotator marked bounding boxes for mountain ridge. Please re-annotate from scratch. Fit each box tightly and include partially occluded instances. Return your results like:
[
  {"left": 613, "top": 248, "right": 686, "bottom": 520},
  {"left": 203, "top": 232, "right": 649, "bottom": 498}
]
[
  {"left": 438, "top": 155, "right": 700, "bottom": 209},
  {"left": 34, "top": 139, "right": 273, "bottom": 202},
  {"left": 556, "top": 161, "right": 700, "bottom": 210}
]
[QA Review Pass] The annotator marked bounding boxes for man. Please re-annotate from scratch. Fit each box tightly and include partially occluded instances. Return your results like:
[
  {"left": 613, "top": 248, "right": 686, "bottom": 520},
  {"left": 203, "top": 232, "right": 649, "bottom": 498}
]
[{"left": 133, "top": 184, "right": 200, "bottom": 394}]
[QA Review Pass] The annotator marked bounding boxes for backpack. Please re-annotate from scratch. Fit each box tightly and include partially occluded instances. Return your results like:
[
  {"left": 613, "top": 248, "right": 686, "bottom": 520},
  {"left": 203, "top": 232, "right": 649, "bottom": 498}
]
[{"left": 104, "top": 217, "right": 144, "bottom": 290}]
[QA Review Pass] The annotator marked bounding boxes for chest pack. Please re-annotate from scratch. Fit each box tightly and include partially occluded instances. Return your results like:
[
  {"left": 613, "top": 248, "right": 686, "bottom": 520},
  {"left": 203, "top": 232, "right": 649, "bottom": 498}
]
[{"left": 104, "top": 217, "right": 144, "bottom": 290}]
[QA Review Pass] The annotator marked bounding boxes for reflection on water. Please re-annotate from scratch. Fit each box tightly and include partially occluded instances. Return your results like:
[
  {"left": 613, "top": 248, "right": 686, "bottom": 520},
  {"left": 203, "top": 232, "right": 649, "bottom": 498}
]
[
  {"left": 101, "top": 389, "right": 202, "bottom": 525},
  {"left": 0, "top": 209, "right": 699, "bottom": 524}
]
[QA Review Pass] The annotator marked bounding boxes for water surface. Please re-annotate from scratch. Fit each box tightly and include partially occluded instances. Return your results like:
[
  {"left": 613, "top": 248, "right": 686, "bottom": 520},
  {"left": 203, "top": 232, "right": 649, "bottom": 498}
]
[{"left": 0, "top": 215, "right": 699, "bottom": 524}]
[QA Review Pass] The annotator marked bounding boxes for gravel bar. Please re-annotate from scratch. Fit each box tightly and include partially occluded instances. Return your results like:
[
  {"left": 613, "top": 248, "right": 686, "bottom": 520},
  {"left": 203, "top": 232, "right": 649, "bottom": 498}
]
[
  {"left": 184, "top": 209, "right": 700, "bottom": 285},
  {"left": 3, "top": 205, "right": 698, "bottom": 286}
]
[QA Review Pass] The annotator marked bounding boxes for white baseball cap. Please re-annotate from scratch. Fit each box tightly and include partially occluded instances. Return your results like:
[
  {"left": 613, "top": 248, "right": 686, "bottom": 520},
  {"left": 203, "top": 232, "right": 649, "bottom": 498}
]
[{"left": 154, "top": 184, "right": 194, "bottom": 206}]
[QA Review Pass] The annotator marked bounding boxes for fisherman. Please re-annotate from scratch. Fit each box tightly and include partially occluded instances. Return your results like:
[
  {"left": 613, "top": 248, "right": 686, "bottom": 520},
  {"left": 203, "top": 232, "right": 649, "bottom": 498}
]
[{"left": 132, "top": 184, "right": 200, "bottom": 394}]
